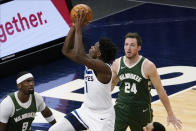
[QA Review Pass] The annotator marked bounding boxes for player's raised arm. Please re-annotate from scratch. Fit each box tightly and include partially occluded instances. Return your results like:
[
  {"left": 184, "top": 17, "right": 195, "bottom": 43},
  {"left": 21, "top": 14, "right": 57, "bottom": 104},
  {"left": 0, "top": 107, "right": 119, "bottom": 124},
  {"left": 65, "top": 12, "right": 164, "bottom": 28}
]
[
  {"left": 70, "top": 10, "right": 117, "bottom": 73},
  {"left": 61, "top": 24, "right": 76, "bottom": 59}
]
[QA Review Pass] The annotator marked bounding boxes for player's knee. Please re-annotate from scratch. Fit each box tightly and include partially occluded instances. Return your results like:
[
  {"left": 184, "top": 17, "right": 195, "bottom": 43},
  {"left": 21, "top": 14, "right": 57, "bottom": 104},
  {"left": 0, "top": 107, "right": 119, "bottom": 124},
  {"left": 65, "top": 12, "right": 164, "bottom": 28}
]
[
  {"left": 48, "top": 122, "right": 63, "bottom": 131},
  {"left": 49, "top": 118, "right": 75, "bottom": 131},
  {"left": 48, "top": 120, "right": 64, "bottom": 131}
]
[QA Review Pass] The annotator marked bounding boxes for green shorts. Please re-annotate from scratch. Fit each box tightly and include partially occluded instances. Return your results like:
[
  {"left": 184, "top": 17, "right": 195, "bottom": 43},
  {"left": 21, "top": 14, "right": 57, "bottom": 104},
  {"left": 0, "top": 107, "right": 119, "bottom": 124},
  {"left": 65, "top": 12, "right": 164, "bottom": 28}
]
[{"left": 114, "top": 102, "right": 153, "bottom": 131}]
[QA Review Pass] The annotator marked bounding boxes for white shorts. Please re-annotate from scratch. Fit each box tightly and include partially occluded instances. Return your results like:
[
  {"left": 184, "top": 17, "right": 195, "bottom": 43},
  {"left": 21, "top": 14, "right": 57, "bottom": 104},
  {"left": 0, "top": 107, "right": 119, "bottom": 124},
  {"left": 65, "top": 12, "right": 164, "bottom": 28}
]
[{"left": 72, "top": 104, "right": 115, "bottom": 131}]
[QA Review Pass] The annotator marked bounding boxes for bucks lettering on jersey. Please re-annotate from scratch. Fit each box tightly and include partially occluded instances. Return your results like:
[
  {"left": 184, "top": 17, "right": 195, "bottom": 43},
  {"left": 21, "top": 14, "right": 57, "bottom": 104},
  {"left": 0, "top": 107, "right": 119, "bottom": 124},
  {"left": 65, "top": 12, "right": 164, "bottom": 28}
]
[
  {"left": 117, "top": 56, "right": 151, "bottom": 106},
  {"left": 6, "top": 93, "right": 37, "bottom": 131}
]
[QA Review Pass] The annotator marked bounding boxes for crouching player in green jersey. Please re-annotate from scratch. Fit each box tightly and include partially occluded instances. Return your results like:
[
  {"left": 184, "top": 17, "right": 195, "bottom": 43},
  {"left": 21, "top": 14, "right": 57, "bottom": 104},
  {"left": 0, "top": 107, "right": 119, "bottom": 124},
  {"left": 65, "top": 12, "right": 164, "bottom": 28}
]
[{"left": 0, "top": 71, "right": 56, "bottom": 131}]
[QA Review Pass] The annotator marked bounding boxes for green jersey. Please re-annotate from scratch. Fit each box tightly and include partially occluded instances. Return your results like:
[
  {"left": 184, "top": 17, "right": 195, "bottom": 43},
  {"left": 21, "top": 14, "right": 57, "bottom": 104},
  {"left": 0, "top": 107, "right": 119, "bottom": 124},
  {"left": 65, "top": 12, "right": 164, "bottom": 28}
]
[
  {"left": 6, "top": 93, "right": 37, "bottom": 131},
  {"left": 116, "top": 56, "right": 152, "bottom": 106}
]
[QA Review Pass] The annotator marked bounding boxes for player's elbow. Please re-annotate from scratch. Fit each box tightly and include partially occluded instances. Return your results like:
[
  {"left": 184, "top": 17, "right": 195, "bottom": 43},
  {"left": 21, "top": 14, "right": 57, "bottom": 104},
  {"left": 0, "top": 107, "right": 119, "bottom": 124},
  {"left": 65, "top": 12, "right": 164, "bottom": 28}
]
[
  {"left": 62, "top": 48, "right": 73, "bottom": 59},
  {"left": 61, "top": 48, "right": 68, "bottom": 56},
  {"left": 74, "top": 51, "right": 85, "bottom": 60},
  {"left": 111, "top": 83, "right": 116, "bottom": 91},
  {"left": 111, "top": 86, "right": 114, "bottom": 91}
]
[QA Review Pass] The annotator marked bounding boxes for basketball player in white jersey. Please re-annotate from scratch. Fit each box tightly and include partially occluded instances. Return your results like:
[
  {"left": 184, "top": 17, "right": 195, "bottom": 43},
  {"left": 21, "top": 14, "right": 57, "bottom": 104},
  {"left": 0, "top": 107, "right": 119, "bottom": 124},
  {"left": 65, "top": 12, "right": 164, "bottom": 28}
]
[{"left": 49, "top": 10, "right": 117, "bottom": 131}]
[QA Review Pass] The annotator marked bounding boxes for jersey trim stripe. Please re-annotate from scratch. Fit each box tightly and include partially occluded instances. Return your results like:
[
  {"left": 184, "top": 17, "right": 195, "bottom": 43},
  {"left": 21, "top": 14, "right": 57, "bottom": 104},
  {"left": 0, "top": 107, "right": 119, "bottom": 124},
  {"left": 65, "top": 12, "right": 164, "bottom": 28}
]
[
  {"left": 72, "top": 110, "right": 89, "bottom": 128},
  {"left": 85, "top": 70, "right": 93, "bottom": 74},
  {"left": 123, "top": 56, "right": 142, "bottom": 69},
  {"left": 141, "top": 58, "right": 148, "bottom": 79}
]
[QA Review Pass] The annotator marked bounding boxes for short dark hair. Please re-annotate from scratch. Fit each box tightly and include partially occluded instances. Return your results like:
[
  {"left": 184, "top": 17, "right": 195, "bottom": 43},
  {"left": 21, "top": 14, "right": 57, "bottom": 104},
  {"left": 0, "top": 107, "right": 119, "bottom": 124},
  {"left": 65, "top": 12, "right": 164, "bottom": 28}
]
[
  {"left": 16, "top": 71, "right": 31, "bottom": 80},
  {"left": 125, "top": 32, "right": 142, "bottom": 46},
  {"left": 152, "top": 122, "right": 166, "bottom": 131},
  {"left": 99, "top": 38, "right": 118, "bottom": 63}
]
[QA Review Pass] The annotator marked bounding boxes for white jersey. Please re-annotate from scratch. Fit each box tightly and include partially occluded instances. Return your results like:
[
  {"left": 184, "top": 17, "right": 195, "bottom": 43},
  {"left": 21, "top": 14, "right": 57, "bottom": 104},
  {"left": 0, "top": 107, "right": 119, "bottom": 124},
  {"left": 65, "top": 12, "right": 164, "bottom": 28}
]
[
  {"left": 83, "top": 66, "right": 113, "bottom": 111},
  {"left": 49, "top": 66, "right": 115, "bottom": 131}
]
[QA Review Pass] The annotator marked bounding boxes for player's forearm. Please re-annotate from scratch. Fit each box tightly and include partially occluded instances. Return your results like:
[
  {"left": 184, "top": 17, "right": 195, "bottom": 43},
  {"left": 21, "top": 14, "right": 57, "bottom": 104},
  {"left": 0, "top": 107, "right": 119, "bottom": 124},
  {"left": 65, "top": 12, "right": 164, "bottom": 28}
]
[
  {"left": 111, "top": 73, "right": 119, "bottom": 91},
  {"left": 62, "top": 26, "right": 75, "bottom": 55},
  {"left": 158, "top": 89, "right": 174, "bottom": 115},
  {"left": 74, "top": 29, "right": 86, "bottom": 58},
  {"left": 111, "top": 80, "right": 118, "bottom": 91},
  {"left": 41, "top": 107, "right": 56, "bottom": 125},
  {"left": 111, "top": 84, "right": 115, "bottom": 91}
]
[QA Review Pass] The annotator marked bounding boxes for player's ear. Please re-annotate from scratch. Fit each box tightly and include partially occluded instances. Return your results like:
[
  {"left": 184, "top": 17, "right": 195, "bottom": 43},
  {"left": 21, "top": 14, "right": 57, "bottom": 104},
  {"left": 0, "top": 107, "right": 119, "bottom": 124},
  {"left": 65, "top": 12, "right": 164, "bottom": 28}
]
[
  {"left": 138, "top": 45, "right": 141, "bottom": 51},
  {"left": 17, "top": 83, "right": 21, "bottom": 89},
  {"left": 97, "top": 51, "right": 101, "bottom": 57}
]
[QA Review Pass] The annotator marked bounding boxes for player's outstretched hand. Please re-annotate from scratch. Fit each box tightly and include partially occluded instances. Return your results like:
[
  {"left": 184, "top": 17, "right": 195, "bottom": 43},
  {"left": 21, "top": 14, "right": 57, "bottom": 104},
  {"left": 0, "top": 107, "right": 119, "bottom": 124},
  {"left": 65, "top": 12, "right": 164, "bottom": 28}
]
[
  {"left": 74, "top": 10, "right": 88, "bottom": 30},
  {"left": 167, "top": 114, "right": 182, "bottom": 130}
]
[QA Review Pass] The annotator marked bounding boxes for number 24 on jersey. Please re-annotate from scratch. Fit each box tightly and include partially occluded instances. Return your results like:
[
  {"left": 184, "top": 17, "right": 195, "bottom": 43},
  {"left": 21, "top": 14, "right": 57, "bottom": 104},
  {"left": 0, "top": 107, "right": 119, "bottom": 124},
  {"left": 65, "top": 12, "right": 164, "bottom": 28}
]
[{"left": 124, "top": 82, "right": 137, "bottom": 94}]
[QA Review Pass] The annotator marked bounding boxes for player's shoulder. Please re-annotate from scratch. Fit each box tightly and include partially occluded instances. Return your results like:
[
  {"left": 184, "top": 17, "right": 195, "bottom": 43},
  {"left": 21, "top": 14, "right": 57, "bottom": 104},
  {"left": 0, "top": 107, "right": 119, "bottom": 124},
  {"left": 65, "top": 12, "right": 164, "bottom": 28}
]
[
  {"left": 143, "top": 57, "right": 155, "bottom": 65},
  {"left": 0, "top": 95, "right": 13, "bottom": 107},
  {"left": 34, "top": 92, "right": 43, "bottom": 99},
  {"left": 34, "top": 91, "right": 39, "bottom": 95},
  {"left": 1, "top": 95, "right": 10, "bottom": 102},
  {"left": 112, "top": 57, "right": 120, "bottom": 67},
  {"left": 113, "top": 57, "right": 122, "bottom": 64},
  {"left": 116, "top": 56, "right": 122, "bottom": 61},
  {"left": 143, "top": 58, "right": 157, "bottom": 71}
]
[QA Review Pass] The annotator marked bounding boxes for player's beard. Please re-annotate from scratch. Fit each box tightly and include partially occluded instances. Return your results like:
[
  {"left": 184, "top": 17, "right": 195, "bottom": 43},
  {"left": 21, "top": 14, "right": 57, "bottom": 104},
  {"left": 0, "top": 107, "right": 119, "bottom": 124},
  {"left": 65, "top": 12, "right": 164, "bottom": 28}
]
[
  {"left": 126, "top": 53, "right": 135, "bottom": 59},
  {"left": 28, "top": 88, "right": 34, "bottom": 94},
  {"left": 22, "top": 88, "right": 34, "bottom": 95}
]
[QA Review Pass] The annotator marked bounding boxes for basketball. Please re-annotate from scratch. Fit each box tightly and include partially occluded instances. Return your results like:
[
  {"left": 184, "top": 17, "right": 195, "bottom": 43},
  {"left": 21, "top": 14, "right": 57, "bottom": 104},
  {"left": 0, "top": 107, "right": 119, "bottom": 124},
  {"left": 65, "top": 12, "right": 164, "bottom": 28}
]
[{"left": 70, "top": 4, "right": 93, "bottom": 23}]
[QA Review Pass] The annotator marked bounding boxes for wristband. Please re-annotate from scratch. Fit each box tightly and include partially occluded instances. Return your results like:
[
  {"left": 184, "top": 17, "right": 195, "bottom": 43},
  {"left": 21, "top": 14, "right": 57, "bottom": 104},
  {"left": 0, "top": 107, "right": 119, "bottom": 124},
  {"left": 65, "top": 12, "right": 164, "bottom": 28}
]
[{"left": 45, "top": 115, "right": 55, "bottom": 123}]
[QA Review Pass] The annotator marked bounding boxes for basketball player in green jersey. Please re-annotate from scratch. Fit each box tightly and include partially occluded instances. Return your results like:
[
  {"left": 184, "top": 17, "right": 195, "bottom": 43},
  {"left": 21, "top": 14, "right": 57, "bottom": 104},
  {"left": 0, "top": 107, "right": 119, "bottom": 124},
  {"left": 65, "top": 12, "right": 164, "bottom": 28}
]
[
  {"left": 111, "top": 33, "right": 182, "bottom": 131},
  {"left": 0, "top": 71, "right": 56, "bottom": 131}
]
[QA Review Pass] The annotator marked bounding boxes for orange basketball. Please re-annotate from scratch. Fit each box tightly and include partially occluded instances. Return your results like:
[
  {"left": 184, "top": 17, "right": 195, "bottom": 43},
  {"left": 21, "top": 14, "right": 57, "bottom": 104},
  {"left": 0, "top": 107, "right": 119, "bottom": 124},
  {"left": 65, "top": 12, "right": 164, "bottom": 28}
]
[{"left": 70, "top": 4, "right": 93, "bottom": 23}]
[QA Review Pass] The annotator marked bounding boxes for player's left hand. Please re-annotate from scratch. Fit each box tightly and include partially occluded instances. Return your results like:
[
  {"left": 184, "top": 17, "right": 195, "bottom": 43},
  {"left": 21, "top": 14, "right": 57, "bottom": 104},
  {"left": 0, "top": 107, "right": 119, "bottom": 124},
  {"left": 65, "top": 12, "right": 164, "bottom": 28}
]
[
  {"left": 167, "top": 114, "right": 182, "bottom": 130},
  {"left": 74, "top": 9, "right": 88, "bottom": 30}
]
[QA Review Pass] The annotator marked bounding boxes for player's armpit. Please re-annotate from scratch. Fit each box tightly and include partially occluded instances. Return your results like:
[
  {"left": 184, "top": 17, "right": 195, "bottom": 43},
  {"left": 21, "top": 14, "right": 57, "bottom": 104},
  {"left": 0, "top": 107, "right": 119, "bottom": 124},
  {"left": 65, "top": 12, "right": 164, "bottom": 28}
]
[
  {"left": 111, "top": 74, "right": 119, "bottom": 91},
  {"left": 111, "top": 58, "right": 120, "bottom": 91}
]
